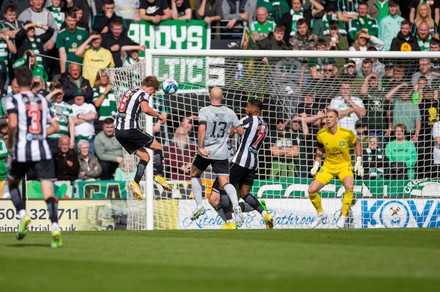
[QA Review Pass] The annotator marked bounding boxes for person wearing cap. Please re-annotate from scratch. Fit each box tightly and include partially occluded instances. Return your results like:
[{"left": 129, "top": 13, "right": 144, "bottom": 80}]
[
  {"left": 378, "top": 1, "right": 405, "bottom": 51},
  {"left": 390, "top": 19, "right": 421, "bottom": 51},
  {"left": 342, "top": 59, "right": 363, "bottom": 95},
  {"left": 382, "top": 62, "right": 394, "bottom": 88},
  {"left": 71, "top": 88, "right": 97, "bottom": 155},
  {"left": 348, "top": 1, "right": 378, "bottom": 42}
]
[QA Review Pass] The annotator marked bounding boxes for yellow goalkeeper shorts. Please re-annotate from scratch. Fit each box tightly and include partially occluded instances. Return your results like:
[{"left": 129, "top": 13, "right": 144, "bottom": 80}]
[{"left": 315, "top": 166, "right": 353, "bottom": 185}]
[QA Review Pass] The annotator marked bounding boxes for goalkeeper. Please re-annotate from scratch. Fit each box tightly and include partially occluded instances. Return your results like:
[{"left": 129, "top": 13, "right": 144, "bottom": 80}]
[{"left": 308, "top": 109, "right": 363, "bottom": 229}]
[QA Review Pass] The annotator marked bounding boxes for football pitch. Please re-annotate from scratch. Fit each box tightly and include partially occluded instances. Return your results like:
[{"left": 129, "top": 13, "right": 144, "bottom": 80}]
[{"left": 1, "top": 229, "right": 439, "bottom": 292}]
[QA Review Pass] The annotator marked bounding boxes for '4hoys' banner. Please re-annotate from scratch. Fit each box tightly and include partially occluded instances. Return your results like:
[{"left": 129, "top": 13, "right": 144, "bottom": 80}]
[
  {"left": 128, "top": 20, "right": 215, "bottom": 91},
  {"left": 128, "top": 20, "right": 210, "bottom": 50}
]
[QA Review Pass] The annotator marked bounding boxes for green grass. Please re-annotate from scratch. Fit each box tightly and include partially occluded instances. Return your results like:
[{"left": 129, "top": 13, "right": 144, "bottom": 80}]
[{"left": 1, "top": 229, "right": 439, "bottom": 291}]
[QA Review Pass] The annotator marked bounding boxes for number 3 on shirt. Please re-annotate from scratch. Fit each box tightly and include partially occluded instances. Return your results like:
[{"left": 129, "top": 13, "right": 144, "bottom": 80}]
[{"left": 28, "top": 109, "right": 41, "bottom": 134}]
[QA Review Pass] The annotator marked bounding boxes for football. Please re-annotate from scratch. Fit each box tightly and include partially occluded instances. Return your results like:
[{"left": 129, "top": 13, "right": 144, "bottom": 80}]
[{"left": 162, "top": 79, "right": 179, "bottom": 94}]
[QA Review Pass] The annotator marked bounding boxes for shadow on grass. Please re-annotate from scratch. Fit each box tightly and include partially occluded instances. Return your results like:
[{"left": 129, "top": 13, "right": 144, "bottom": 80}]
[{"left": 5, "top": 243, "right": 51, "bottom": 248}]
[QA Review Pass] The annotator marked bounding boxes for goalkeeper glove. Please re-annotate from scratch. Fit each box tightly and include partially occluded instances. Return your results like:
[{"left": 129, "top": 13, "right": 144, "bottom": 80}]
[
  {"left": 310, "top": 161, "right": 320, "bottom": 176},
  {"left": 354, "top": 156, "right": 364, "bottom": 177}
]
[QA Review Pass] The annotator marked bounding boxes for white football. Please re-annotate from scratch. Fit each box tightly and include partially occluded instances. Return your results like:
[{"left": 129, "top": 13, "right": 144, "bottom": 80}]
[{"left": 162, "top": 79, "right": 179, "bottom": 94}]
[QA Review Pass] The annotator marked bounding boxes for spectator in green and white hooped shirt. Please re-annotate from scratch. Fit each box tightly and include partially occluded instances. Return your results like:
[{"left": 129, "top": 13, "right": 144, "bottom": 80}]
[
  {"left": 46, "top": 80, "right": 76, "bottom": 155},
  {"left": 92, "top": 71, "right": 116, "bottom": 134}
]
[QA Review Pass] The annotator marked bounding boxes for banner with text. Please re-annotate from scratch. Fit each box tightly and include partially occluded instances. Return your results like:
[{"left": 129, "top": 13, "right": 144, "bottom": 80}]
[
  {"left": 0, "top": 200, "right": 128, "bottom": 232},
  {"left": 177, "top": 198, "right": 440, "bottom": 229},
  {"left": 127, "top": 20, "right": 212, "bottom": 91},
  {"left": 128, "top": 20, "right": 210, "bottom": 50}
]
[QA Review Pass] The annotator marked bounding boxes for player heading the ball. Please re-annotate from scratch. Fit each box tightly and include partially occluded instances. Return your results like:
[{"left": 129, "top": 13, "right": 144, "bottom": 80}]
[{"left": 115, "top": 75, "right": 172, "bottom": 200}]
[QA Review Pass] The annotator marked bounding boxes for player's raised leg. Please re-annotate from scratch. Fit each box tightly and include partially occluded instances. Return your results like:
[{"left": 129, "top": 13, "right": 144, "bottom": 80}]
[{"left": 148, "top": 140, "right": 172, "bottom": 191}]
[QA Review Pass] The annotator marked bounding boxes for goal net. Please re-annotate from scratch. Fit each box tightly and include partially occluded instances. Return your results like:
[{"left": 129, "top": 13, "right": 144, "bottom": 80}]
[{"left": 107, "top": 50, "right": 440, "bottom": 230}]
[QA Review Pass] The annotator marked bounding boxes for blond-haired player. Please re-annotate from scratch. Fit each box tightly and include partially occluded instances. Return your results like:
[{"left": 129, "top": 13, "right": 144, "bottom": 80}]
[{"left": 308, "top": 109, "right": 364, "bottom": 228}]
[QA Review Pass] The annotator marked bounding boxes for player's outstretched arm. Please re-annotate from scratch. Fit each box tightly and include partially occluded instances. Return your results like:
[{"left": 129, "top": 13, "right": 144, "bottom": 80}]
[{"left": 141, "top": 101, "right": 164, "bottom": 122}]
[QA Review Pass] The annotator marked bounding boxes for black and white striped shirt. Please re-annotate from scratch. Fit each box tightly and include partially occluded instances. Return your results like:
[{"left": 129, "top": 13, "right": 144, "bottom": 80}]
[
  {"left": 115, "top": 87, "right": 151, "bottom": 131},
  {"left": 231, "top": 115, "right": 267, "bottom": 170},
  {"left": 5, "top": 91, "right": 54, "bottom": 162}
]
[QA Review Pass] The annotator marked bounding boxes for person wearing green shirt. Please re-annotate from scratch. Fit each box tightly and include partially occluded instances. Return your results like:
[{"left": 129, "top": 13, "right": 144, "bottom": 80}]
[
  {"left": 256, "top": 0, "right": 290, "bottom": 24},
  {"left": 56, "top": 10, "right": 89, "bottom": 73},
  {"left": 250, "top": 6, "right": 276, "bottom": 41},
  {"left": 367, "top": 0, "right": 389, "bottom": 23},
  {"left": 348, "top": 2, "right": 379, "bottom": 41},
  {"left": 385, "top": 124, "right": 418, "bottom": 180}
]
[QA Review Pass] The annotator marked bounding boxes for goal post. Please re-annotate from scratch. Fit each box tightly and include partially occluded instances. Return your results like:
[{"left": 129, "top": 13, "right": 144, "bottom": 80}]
[{"left": 108, "top": 49, "right": 440, "bottom": 230}]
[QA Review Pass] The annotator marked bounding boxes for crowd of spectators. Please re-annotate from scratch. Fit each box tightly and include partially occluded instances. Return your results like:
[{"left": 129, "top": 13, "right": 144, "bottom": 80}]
[{"left": 0, "top": 0, "right": 439, "bottom": 184}]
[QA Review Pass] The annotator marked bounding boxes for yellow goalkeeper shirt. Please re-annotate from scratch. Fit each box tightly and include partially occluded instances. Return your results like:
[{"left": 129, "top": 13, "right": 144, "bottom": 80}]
[
  {"left": 82, "top": 47, "right": 114, "bottom": 87},
  {"left": 316, "top": 126, "right": 356, "bottom": 171}
]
